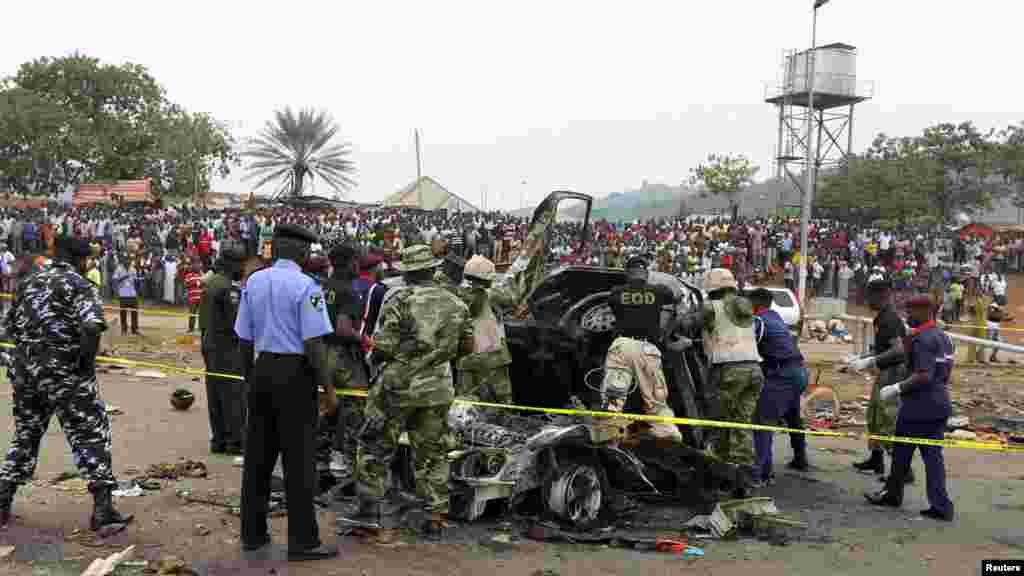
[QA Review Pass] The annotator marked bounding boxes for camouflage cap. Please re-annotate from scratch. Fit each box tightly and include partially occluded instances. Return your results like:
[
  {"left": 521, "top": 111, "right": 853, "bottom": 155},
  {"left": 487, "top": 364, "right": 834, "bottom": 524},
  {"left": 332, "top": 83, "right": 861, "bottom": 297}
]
[
  {"left": 397, "top": 244, "right": 442, "bottom": 272},
  {"left": 703, "top": 268, "right": 737, "bottom": 291}
]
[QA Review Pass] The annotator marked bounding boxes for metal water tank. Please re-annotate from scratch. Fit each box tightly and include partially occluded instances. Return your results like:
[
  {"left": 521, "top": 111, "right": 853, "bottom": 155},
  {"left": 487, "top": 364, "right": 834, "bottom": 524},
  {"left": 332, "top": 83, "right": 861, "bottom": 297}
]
[{"left": 784, "top": 43, "right": 857, "bottom": 96}]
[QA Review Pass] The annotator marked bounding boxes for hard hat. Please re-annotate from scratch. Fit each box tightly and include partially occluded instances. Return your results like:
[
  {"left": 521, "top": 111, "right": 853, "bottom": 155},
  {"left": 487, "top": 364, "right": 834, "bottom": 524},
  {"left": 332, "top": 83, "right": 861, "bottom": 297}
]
[
  {"left": 463, "top": 254, "right": 496, "bottom": 282},
  {"left": 702, "top": 268, "right": 737, "bottom": 291}
]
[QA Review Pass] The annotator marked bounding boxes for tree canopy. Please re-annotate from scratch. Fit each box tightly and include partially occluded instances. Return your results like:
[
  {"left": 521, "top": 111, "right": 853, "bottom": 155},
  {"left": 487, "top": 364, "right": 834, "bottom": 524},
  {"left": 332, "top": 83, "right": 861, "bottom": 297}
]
[
  {"left": 816, "top": 121, "right": 1022, "bottom": 226},
  {"left": 687, "top": 153, "right": 759, "bottom": 220},
  {"left": 0, "top": 53, "right": 238, "bottom": 198}
]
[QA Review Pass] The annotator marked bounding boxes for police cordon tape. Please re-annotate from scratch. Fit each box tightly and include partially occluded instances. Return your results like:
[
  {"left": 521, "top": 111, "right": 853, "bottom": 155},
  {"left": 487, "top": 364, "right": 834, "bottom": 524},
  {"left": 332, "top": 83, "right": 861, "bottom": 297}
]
[
  {"left": 1, "top": 292, "right": 197, "bottom": 318},
  {"left": 0, "top": 341, "right": 1019, "bottom": 455}
]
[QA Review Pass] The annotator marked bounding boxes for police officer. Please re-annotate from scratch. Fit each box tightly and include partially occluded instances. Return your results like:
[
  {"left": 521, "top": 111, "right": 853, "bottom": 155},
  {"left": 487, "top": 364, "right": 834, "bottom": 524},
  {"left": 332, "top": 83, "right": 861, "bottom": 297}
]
[
  {"left": 847, "top": 277, "right": 915, "bottom": 484},
  {"left": 750, "top": 288, "right": 809, "bottom": 485},
  {"left": 234, "top": 224, "right": 338, "bottom": 561},
  {"left": 353, "top": 245, "right": 473, "bottom": 538},
  {"left": 456, "top": 255, "right": 513, "bottom": 404},
  {"left": 0, "top": 236, "right": 133, "bottom": 532},
  {"left": 200, "top": 243, "right": 248, "bottom": 455},
  {"left": 866, "top": 294, "right": 954, "bottom": 521},
  {"left": 602, "top": 255, "right": 682, "bottom": 442},
  {"left": 675, "top": 268, "right": 763, "bottom": 492}
]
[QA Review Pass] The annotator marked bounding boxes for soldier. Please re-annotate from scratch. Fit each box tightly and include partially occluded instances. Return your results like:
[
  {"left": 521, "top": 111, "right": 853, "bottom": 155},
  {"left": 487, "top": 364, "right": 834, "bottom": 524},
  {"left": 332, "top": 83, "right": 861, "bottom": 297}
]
[
  {"left": 602, "top": 255, "right": 682, "bottom": 442},
  {"left": 319, "top": 244, "right": 371, "bottom": 480},
  {"left": 847, "top": 277, "right": 915, "bottom": 484},
  {"left": 200, "top": 243, "right": 248, "bottom": 455},
  {"left": 0, "top": 236, "right": 133, "bottom": 532},
  {"left": 234, "top": 224, "right": 337, "bottom": 561},
  {"left": 456, "top": 255, "right": 513, "bottom": 403},
  {"left": 866, "top": 294, "right": 954, "bottom": 521},
  {"left": 353, "top": 245, "right": 473, "bottom": 538},
  {"left": 675, "top": 268, "right": 763, "bottom": 493}
]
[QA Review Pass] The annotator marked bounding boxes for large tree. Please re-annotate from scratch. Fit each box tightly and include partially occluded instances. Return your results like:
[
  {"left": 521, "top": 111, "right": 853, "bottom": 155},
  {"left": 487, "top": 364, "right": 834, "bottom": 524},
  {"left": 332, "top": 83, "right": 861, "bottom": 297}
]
[
  {"left": 0, "top": 53, "right": 237, "bottom": 198},
  {"left": 688, "top": 153, "right": 759, "bottom": 221},
  {"left": 244, "top": 107, "right": 356, "bottom": 199}
]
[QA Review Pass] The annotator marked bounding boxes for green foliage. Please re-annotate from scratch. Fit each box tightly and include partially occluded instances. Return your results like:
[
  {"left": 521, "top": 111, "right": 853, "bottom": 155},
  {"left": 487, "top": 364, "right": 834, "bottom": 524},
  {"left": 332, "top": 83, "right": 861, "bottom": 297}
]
[
  {"left": 688, "top": 153, "right": 759, "bottom": 220},
  {"left": 817, "top": 121, "right": 1017, "bottom": 226},
  {"left": 0, "top": 53, "right": 237, "bottom": 197},
  {"left": 244, "top": 107, "right": 356, "bottom": 199}
]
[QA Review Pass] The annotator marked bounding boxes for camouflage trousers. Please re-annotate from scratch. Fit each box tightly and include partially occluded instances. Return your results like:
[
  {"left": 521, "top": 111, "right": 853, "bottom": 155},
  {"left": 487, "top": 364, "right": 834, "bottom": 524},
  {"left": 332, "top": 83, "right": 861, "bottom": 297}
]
[
  {"left": 604, "top": 337, "right": 682, "bottom": 442},
  {"left": 316, "top": 346, "right": 366, "bottom": 469},
  {"left": 456, "top": 365, "right": 513, "bottom": 404},
  {"left": 866, "top": 365, "right": 904, "bottom": 451},
  {"left": 356, "top": 385, "right": 452, "bottom": 512},
  {"left": 707, "top": 363, "right": 764, "bottom": 467},
  {"left": 0, "top": 361, "right": 116, "bottom": 490}
]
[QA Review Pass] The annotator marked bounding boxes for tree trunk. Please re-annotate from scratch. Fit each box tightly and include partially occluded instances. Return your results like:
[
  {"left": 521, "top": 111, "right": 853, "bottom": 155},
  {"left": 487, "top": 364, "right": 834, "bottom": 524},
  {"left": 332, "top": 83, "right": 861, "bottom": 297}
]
[{"left": 291, "top": 167, "right": 305, "bottom": 197}]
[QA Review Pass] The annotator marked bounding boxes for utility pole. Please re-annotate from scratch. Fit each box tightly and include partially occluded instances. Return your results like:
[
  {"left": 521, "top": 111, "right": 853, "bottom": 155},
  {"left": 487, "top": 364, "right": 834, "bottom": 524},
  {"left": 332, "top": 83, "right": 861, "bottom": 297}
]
[
  {"left": 415, "top": 129, "right": 423, "bottom": 208},
  {"left": 799, "top": 0, "right": 824, "bottom": 306}
]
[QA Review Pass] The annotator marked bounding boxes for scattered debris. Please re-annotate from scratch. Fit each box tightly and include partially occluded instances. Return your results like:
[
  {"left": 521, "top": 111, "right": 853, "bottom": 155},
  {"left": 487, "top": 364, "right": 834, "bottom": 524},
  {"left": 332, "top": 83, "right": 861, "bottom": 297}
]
[
  {"left": 53, "top": 477, "right": 89, "bottom": 495},
  {"left": 81, "top": 545, "right": 134, "bottom": 576},
  {"left": 133, "top": 370, "right": 167, "bottom": 379},
  {"left": 145, "top": 460, "right": 207, "bottom": 480},
  {"left": 105, "top": 405, "right": 124, "bottom": 416},
  {"left": 684, "top": 504, "right": 734, "bottom": 538},
  {"left": 947, "top": 416, "right": 970, "bottom": 430},
  {"left": 0, "top": 546, "right": 13, "bottom": 560},
  {"left": 948, "top": 429, "right": 978, "bottom": 441},
  {"left": 194, "top": 524, "right": 211, "bottom": 536},
  {"left": 156, "top": 556, "right": 193, "bottom": 575},
  {"left": 112, "top": 483, "right": 144, "bottom": 497}
]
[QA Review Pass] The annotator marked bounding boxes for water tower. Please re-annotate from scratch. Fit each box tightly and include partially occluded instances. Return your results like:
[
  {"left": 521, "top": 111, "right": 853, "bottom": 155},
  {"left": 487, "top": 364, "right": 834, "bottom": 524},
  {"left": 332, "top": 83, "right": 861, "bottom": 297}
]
[{"left": 764, "top": 43, "right": 873, "bottom": 209}]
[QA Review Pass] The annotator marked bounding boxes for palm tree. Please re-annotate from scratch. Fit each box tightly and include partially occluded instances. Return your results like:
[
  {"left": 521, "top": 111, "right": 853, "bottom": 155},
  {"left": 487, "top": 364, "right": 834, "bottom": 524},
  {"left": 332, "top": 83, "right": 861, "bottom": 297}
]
[{"left": 244, "top": 107, "right": 356, "bottom": 198}]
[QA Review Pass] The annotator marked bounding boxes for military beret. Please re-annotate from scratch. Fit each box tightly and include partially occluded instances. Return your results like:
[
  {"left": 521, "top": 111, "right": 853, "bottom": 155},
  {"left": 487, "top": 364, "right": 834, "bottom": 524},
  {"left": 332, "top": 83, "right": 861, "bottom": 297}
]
[
  {"left": 625, "top": 254, "right": 650, "bottom": 269},
  {"left": 273, "top": 223, "right": 318, "bottom": 244},
  {"left": 360, "top": 253, "right": 385, "bottom": 270},
  {"left": 905, "top": 294, "right": 933, "bottom": 308}
]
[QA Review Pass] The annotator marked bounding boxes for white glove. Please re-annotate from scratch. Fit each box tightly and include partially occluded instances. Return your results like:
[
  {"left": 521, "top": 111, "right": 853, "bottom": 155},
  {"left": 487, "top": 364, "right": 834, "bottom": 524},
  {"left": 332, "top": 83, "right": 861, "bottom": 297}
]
[
  {"left": 879, "top": 384, "right": 901, "bottom": 401},
  {"left": 848, "top": 356, "right": 876, "bottom": 371}
]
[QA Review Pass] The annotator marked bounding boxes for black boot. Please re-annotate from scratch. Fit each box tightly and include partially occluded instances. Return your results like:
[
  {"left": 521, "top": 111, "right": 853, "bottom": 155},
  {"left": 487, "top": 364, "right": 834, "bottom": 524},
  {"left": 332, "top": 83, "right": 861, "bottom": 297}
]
[
  {"left": 0, "top": 481, "right": 17, "bottom": 528},
  {"left": 787, "top": 448, "right": 810, "bottom": 471},
  {"left": 89, "top": 486, "right": 134, "bottom": 532},
  {"left": 853, "top": 450, "right": 884, "bottom": 474},
  {"left": 879, "top": 464, "right": 914, "bottom": 484}
]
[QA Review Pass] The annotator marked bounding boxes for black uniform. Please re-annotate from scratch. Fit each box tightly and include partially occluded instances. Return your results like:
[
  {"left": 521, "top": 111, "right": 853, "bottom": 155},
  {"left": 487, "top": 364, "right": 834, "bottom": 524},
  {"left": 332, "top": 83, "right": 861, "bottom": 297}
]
[
  {"left": 200, "top": 257, "right": 246, "bottom": 453},
  {"left": 608, "top": 281, "right": 673, "bottom": 341}
]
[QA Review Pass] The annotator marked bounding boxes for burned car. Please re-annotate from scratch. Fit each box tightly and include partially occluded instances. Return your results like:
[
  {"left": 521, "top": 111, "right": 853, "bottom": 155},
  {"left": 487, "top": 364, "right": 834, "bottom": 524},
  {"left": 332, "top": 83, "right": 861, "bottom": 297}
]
[{"left": 374, "top": 191, "right": 741, "bottom": 528}]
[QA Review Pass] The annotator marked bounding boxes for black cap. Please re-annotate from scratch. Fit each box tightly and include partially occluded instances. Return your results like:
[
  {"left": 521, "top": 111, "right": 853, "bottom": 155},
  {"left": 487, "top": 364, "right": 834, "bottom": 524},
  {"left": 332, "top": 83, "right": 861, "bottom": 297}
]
[
  {"left": 54, "top": 235, "right": 92, "bottom": 259},
  {"left": 866, "top": 277, "right": 892, "bottom": 291},
  {"left": 748, "top": 287, "right": 774, "bottom": 306},
  {"left": 273, "top": 223, "right": 318, "bottom": 244},
  {"left": 625, "top": 255, "right": 650, "bottom": 269},
  {"left": 220, "top": 242, "right": 247, "bottom": 262}
]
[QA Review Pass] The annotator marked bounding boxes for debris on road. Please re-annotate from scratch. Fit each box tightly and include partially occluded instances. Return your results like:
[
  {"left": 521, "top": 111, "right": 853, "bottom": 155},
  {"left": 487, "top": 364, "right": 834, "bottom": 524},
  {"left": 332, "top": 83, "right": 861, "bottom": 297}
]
[
  {"left": 948, "top": 429, "right": 978, "bottom": 441},
  {"left": 145, "top": 460, "right": 207, "bottom": 480},
  {"left": 134, "top": 370, "right": 168, "bottom": 379},
  {"left": 106, "top": 405, "right": 124, "bottom": 416},
  {"left": 684, "top": 504, "right": 734, "bottom": 538},
  {"left": 947, "top": 416, "right": 970, "bottom": 430},
  {"left": 112, "top": 484, "right": 144, "bottom": 497},
  {"left": 81, "top": 545, "right": 134, "bottom": 576}
]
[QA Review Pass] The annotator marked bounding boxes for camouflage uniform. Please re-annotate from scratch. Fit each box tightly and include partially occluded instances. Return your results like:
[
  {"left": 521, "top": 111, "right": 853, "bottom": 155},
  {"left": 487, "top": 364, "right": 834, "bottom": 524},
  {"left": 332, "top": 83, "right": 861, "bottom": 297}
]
[
  {"left": 456, "top": 256, "right": 515, "bottom": 403},
  {"left": 0, "top": 263, "right": 117, "bottom": 490},
  {"left": 356, "top": 246, "right": 473, "bottom": 514}
]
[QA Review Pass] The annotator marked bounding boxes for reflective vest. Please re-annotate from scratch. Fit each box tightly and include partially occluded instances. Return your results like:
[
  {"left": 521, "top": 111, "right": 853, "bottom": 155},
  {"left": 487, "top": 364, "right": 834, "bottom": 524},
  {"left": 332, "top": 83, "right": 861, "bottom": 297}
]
[{"left": 704, "top": 298, "right": 762, "bottom": 364}]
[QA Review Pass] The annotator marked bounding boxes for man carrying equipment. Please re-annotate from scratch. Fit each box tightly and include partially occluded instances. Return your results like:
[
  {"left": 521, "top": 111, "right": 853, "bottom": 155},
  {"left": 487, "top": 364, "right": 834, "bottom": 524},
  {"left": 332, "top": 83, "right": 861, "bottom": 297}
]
[{"left": 602, "top": 255, "right": 682, "bottom": 442}]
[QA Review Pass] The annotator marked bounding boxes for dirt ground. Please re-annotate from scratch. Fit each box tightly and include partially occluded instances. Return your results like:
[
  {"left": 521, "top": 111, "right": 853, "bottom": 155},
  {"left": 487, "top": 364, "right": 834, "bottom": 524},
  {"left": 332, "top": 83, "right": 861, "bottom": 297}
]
[{"left": 0, "top": 277, "right": 1021, "bottom": 575}]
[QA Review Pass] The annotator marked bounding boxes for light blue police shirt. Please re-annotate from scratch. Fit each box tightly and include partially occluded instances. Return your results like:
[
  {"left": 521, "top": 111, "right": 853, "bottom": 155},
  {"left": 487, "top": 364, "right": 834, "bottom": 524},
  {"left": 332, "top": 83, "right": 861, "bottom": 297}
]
[{"left": 234, "top": 259, "right": 332, "bottom": 354}]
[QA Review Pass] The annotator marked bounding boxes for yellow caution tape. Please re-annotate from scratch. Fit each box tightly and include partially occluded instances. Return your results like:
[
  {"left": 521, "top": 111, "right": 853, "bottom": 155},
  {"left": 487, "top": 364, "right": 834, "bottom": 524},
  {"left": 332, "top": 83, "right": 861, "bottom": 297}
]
[
  {"left": 944, "top": 322, "right": 1024, "bottom": 333},
  {"left": 1, "top": 292, "right": 198, "bottom": 318},
  {"left": 1, "top": 341, "right": 1018, "bottom": 454}
]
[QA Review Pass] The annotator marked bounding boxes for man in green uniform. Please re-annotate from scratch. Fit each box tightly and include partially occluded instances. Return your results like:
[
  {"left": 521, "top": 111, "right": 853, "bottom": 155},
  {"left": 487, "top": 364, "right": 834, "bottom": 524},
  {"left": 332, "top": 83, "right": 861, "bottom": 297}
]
[
  {"left": 200, "top": 243, "right": 248, "bottom": 454},
  {"left": 675, "top": 268, "right": 763, "bottom": 493},
  {"left": 456, "top": 255, "right": 513, "bottom": 403},
  {"left": 352, "top": 245, "right": 473, "bottom": 538}
]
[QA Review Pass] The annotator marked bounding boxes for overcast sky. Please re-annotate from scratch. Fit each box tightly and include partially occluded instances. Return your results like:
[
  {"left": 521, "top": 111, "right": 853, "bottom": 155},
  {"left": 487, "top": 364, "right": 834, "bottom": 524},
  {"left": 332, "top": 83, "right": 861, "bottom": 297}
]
[{"left": 4, "top": 1, "right": 1023, "bottom": 210}]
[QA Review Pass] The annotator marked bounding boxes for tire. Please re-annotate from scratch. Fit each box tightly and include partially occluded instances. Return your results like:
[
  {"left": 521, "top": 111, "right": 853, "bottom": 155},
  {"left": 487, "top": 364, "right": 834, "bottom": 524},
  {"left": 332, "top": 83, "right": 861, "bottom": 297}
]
[{"left": 546, "top": 463, "right": 603, "bottom": 529}]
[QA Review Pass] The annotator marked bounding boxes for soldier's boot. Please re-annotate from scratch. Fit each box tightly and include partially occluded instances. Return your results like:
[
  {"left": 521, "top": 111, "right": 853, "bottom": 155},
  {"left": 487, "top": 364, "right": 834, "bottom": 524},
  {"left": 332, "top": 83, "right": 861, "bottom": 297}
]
[
  {"left": 0, "top": 481, "right": 18, "bottom": 528},
  {"left": 349, "top": 498, "right": 398, "bottom": 543},
  {"left": 89, "top": 486, "right": 134, "bottom": 531},
  {"left": 853, "top": 449, "right": 885, "bottom": 474},
  {"left": 879, "top": 463, "right": 914, "bottom": 484}
]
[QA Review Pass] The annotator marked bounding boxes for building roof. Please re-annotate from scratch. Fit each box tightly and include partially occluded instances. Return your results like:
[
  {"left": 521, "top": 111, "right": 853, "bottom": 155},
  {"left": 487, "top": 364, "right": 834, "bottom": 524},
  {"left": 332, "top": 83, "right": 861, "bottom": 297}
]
[{"left": 382, "top": 176, "right": 480, "bottom": 212}]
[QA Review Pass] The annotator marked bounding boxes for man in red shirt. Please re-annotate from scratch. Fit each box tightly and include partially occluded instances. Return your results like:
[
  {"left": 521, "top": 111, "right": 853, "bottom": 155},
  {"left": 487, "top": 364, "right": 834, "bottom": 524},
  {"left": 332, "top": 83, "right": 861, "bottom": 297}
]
[{"left": 184, "top": 259, "right": 205, "bottom": 333}]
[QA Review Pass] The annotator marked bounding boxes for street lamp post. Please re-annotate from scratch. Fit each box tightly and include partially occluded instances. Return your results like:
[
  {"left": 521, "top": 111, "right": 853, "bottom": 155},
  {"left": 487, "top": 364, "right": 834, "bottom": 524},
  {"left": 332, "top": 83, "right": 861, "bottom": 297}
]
[{"left": 798, "top": 0, "right": 825, "bottom": 307}]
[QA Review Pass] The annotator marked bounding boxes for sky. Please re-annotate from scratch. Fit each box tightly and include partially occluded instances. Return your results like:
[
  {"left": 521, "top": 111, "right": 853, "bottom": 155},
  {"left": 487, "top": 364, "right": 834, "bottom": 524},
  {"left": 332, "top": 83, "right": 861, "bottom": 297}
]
[{"left": 4, "top": 1, "right": 1023, "bottom": 211}]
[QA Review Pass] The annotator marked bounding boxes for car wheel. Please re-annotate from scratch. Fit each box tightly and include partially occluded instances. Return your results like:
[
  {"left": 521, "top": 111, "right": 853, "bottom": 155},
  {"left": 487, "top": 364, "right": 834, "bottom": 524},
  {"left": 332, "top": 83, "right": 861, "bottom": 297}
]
[{"left": 546, "top": 463, "right": 603, "bottom": 529}]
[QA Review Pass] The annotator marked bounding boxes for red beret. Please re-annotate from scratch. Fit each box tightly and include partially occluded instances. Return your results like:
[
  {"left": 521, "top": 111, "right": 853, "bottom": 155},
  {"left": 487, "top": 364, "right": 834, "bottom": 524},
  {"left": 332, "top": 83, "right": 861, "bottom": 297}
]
[
  {"left": 360, "top": 254, "right": 385, "bottom": 269},
  {"left": 905, "top": 294, "right": 933, "bottom": 308}
]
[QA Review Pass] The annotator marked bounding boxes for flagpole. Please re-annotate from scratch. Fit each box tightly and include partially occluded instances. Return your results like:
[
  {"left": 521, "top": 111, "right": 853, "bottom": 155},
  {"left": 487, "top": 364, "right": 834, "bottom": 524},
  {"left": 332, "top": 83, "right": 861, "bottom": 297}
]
[{"left": 798, "top": 0, "right": 821, "bottom": 308}]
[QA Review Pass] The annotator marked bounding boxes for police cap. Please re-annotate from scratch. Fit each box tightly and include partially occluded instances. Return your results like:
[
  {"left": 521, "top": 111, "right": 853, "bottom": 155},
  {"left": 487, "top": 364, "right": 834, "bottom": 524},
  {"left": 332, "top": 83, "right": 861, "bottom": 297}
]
[
  {"left": 748, "top": 287, "right": 774, "bottom": 307},
  {"left": 273, "top": 223, "right": 318, "bottom": 245},
  {"left": 625, "top": 255, "right": 650, "bottom": 269}
]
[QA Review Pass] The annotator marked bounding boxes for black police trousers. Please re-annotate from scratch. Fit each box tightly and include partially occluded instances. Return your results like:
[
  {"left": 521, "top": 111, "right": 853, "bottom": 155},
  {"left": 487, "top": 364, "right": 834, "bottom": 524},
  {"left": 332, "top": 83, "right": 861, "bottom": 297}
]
[{"left": 240, "top": 353, "right": 320, "bottom": 551}]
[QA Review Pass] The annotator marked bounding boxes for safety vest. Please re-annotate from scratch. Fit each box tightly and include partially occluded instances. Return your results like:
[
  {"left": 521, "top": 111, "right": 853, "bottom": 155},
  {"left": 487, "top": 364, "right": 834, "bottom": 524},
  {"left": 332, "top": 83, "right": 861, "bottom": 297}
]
[{"left": 704, "top": 298, "right": 762, "bottom": 364}]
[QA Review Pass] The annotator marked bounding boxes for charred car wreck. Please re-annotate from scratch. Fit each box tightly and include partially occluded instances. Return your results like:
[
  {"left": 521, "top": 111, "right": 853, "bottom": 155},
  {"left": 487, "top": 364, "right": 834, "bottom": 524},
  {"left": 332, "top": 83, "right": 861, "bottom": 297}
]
[{"left": 368, "top": 191, "right": 749, "bottom": 531}]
